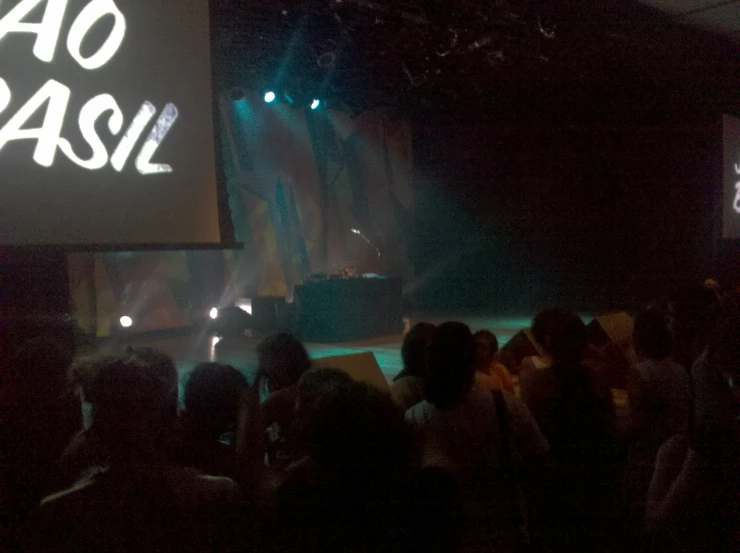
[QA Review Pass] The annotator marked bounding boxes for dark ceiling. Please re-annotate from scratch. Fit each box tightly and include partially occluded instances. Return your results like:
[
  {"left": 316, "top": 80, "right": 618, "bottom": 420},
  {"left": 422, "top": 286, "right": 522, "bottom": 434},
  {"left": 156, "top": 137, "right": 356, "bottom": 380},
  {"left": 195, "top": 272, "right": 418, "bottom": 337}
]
[{"left": 210, "top": 0, "right": 737, "bottom": 122}]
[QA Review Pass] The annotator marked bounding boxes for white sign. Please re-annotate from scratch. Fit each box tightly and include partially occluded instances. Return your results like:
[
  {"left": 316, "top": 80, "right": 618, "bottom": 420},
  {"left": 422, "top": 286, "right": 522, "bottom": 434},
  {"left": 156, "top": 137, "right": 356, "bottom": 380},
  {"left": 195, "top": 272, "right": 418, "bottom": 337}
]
[{"left": 0, "top": 0, "right": 178, "bottom": 174}]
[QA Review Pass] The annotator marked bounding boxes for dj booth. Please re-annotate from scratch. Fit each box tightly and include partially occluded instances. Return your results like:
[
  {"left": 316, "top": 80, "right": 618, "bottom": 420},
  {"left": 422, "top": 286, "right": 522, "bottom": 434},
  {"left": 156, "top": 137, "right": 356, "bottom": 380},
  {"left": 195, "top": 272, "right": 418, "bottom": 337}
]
[{"left": 295, "top": 277, "right": 404, "bottom": 342}]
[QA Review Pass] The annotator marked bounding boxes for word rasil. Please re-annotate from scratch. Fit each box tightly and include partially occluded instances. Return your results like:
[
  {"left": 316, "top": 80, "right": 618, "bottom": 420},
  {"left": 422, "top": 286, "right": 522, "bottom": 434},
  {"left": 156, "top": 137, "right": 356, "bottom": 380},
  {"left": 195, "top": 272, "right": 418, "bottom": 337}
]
[{"left": 0, "top": 0, "right": 179, "bottom": 174}]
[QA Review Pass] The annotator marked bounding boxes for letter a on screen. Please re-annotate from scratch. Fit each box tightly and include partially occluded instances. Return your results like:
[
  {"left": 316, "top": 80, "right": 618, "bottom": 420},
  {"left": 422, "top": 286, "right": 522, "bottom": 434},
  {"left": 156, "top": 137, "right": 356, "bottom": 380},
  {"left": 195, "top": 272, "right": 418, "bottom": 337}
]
[
  {"left": 0, "top": 79, "right": 70, "bottom": 167},
  {"left": 0, "top": 0, "right": 68, "bottom": 62}
]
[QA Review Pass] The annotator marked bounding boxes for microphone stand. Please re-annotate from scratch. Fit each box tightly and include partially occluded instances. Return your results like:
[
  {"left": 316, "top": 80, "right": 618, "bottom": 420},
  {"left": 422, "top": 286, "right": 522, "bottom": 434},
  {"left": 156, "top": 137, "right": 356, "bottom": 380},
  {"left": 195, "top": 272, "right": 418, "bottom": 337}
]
[{"left": 352, "top": 229, "right": 381, "bottom": 273}]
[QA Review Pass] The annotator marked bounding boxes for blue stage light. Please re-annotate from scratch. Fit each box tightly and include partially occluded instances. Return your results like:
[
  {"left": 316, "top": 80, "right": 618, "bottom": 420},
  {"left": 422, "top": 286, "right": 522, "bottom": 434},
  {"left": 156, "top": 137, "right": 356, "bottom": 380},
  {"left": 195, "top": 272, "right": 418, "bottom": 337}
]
[
  {"left": 310, "top": 98, "right": 320, "bottom": 110},
  {"left": 264, "top": 91, "right": 276, "bottom": 103}
]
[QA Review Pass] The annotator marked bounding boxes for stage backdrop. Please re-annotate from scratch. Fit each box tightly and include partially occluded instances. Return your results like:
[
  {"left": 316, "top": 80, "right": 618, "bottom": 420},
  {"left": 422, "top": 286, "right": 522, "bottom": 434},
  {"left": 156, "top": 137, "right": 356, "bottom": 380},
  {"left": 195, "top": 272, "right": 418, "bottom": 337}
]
[{"left": 69, "top": 94, "right": 413, "bottom": 335}]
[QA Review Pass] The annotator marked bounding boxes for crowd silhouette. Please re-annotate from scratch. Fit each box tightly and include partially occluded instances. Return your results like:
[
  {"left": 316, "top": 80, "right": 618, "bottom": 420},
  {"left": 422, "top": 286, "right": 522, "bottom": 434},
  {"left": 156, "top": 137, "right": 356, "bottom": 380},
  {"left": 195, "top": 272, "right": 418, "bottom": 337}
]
[{"left": 1, "top": 281, "right": 738, "bottom": 553}]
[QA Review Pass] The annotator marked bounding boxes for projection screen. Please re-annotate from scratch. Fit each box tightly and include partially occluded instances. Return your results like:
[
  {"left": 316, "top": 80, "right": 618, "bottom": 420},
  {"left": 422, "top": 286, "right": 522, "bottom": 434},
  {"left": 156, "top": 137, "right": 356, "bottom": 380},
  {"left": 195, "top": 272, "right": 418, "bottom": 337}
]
[
  {"left": 0, "top": 0, "right": 221, "bottom": 247},
  {"left": 724, "top": 114, "right": 740, "bottom": 239}
]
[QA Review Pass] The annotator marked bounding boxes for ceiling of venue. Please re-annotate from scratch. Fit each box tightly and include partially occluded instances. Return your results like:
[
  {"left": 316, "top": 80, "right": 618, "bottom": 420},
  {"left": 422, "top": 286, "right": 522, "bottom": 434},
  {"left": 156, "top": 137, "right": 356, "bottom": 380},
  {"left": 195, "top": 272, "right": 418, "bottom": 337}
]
[{"left": 210, "top": 0, "right": 738, "bottom": 120}]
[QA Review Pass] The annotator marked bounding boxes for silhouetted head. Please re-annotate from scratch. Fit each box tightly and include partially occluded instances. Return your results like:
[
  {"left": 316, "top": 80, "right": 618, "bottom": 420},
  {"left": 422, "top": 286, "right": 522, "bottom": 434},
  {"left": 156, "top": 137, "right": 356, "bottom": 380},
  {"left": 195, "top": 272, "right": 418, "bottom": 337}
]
[
  {"left": 88, "top": 356, "right": 170, "bottom": 462},
  {"left": 298, "top": 380, "right": 413, "bottom": 481},
  {"left": 532, "top": 308, "right": 567, "bottom": 350},
  {"left": 425, "top": 322, "right": 476, "bottom": 410},
  {"left": 296, "top": 368, "right": 354, "bottom": 413},
  {"left": 256, "top": 333, "right": 312, "bottom": 394},
  {"left": 544, "top": 310, "right": 588, "bottom": 364},
  {"left": 473, "top": 330, "right": 499, "bottom": 371},
  {"left": 395, "top": 322, "right": 436, "bottom": 381},
  {"left": 292, "top": 368, "right": 355, "bottom": 452},
  {"left": 633, "top": 310, "right": 672, "bottom": 361},
  {"left": 184, "top": 363, "right": 247, "bottom": 439},
  {"left": 126, "top": 346, "right": 179, "bottom": 422}
]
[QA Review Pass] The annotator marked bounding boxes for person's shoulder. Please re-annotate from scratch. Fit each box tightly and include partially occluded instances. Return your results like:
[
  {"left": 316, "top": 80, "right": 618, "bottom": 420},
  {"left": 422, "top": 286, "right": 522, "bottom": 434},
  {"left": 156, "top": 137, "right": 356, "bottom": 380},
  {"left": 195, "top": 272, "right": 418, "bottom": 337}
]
[
  {"left": 474, "top": 371, "right": 496, "bottom": 391},
  {"left": 661, "top": 358, "right": 690, "bottom": 379},
  {"left": 262, "top": 386, "right": 298, "bottom": 410},
  {"left": 519, "top": 363, "right": 553, "bottom": 390},
  {"left": 501, "top": 391, "right": 537, "bottom": 423},
  {"left": 405, "top": 400, "right": 434, "bottom": 424},
  {"left": 40, "top": 472, "right": 99, "bottom": 507},
  {"left": 391, "top": 375, "right": 422, "bottom": 394},
  {"left": 165, "top": 466, "right": 241, "bottom": 508}
]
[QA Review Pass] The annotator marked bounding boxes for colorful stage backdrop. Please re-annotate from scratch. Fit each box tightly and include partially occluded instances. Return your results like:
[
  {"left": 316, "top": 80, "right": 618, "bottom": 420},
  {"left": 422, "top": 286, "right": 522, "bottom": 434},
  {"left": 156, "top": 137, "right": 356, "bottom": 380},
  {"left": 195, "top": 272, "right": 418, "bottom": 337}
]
[{"left": 69, "top": 91, "right": 413, "bottom": 336}]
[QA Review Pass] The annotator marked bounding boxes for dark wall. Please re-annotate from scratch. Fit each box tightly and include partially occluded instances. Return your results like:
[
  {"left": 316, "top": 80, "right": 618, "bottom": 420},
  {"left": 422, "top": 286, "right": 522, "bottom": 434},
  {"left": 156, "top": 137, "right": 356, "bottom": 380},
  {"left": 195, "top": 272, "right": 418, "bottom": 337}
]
[{"left": 410, "top": 117, "right": 730, "bottom": 313}]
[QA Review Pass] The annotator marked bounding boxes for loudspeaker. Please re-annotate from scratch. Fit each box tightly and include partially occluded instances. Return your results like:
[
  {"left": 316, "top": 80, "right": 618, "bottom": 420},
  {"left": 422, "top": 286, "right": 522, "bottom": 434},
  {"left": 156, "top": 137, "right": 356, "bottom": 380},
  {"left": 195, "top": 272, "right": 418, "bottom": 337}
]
[
  {"left": 587, "top": 312, "right": 634, "bottom": 349},
  {"left": 500, "top": 328, "right": 544, "bottom": 367},
  {"left": 313, "top": 351, "right": 390, "bottom": 394}
]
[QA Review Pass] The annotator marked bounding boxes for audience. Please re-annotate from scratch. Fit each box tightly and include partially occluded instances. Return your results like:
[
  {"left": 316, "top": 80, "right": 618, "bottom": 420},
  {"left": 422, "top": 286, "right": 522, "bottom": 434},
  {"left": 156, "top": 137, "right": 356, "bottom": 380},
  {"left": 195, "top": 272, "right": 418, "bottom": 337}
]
[
  {"left": 623, "top": 310, "right": 691, "bottom": 526},
  {"left": 472, "top": 330, "right": 516, "bottom": 395},
  {"left": 7, "top": 282, "right": 739, "bottom": 553},
  {"left": 391, "top": 322, "right": 436, "bottom": 410},
  {"left": 270, "top": 376, "right": 420, "bottom": 553},
  {"left": 166, "top": 363, "right": 247, "bottom": 480},
  {"left": 406, "top": 322, "right": 549, "bottom": 553},
  {"left": 517, "top": 307, "right": 560, "bottom": 373},
  {"left": 255, "top": 333, "right": 312, "bottom": 468},
  {"left": 59, "top": 348, "right": 181, "bottom": 487},
  {"left": 127, "top": 346, "right": 181, "bottom": 424},
  {"left": 24, "top": 356, "right": 244, "bottom": 553},
  {"left": 518, "top": 309, "right": 619, "bottom": 552},
  {"left": 646, "top": 290, "right": 740, "bottom": 553}
]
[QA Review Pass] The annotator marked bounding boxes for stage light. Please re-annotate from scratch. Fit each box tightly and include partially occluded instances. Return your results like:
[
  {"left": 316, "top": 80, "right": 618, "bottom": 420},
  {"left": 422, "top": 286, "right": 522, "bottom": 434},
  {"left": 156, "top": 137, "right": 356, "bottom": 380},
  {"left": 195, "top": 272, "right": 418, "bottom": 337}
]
[
  {"left": 120, "top": 316, "right": 133, "bottom": 328},
  {"left": 264, "top": 91, "right": 276, "bottom": 103},
  {"left": 235, "top": 298, "right": 252, "bottom": 315},
  {"left": 209, "top": 307, "right": 219, "bottom": 319},
  {"left": 351, "top": 227, "right": 360, "bottom": 234},
  {"left": 212, "top": 336, "right": 221, "bottom": 346},
  {"left": 310, "top": 99, "right": 320, "bottom": 110}
]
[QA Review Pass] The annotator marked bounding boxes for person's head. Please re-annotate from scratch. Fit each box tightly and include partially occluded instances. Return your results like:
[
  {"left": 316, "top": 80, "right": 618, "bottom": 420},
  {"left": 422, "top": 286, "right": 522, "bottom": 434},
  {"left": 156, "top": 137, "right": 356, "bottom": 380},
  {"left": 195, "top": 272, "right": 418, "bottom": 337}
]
[
  {"left": 296, "top": 368, "right": 354, "bottom": 414},
  {"left": 89, "top": 356, "right": 171, "bottom": 462},
  {"left": 633, "top": 310, "right": 672, "bottom": 361},
  {"left": 544, "top": 310, "right": 588, "bottom": 364},
  {"left": 473, "top": 330, "right": 499, "bottom": 371},
  {"left": 293, "top": 368, "right": 355, "bottom": 452},
  {"left": 8, "top": 337, "right": 75, "bottom": 398},
  {"left": 425, "top": 322, "right": 476, "bottom": 410},
  {"left": 532, "top": 308, "right": 567, "bottom": 351},
  {"left": 667, "top": 282, "right": 720, "bottom": 364},
  {"left": 256, "top": 333, "right": 312, "bottom": 394},
  {"left": 395, "top": 322, "right": 436, "bottom": 381},
  {"left": 184, "top": 363, "right": 247, "bottom": 439},
  {"left": 298, "top": 380, "right": 414, "bottom": 482},
  {"left": 126, "top": 346, "right": 179, "bottom": 422}
]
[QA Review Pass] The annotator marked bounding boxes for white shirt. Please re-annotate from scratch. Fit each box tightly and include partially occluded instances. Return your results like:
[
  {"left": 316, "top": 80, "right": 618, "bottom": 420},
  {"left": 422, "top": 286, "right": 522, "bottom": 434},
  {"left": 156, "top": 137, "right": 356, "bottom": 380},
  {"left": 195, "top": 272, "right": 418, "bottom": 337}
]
[
  {"left": 405, "top": 385, "right": 549, "bottom": 474},
  {"left": 390, "top": 375, "right": 425, "bottom": 411},
  {"left": 406, "top": 385, "right": 548, "bottom": 553},
  {"left": 630, "top": 358, "right": 691, "bottom": 440}
]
